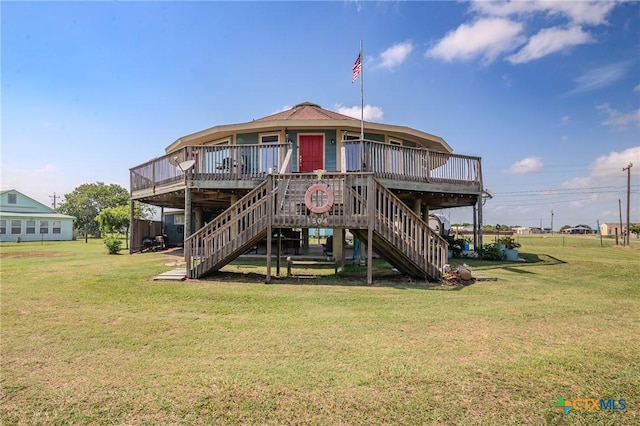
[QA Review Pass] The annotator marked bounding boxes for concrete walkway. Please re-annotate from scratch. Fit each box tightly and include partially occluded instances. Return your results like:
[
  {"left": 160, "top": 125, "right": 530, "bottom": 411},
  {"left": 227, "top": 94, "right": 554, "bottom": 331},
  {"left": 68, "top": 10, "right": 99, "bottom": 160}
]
[{"left": 153, "top": 268, "right": 187, "bottom": 281}]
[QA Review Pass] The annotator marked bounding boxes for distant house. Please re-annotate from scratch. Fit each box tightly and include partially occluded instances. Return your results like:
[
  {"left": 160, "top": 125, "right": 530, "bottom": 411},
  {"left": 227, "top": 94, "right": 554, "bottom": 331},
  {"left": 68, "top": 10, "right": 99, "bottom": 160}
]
[
  {"left": 567, "top": 225, "right": 594, "bottom": 235},
  {"left": 600, "top": 222, "right": 639, "bottom": 237},
  {"left": 0, "top": 190, "right": 75, "bottom": 242}
]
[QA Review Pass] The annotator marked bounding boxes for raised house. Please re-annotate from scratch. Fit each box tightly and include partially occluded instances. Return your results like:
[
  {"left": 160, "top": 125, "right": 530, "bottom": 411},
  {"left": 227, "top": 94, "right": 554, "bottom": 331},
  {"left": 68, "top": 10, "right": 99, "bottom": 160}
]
[{"left": 129, "top": 102, "right": 484, "bottom": 283}]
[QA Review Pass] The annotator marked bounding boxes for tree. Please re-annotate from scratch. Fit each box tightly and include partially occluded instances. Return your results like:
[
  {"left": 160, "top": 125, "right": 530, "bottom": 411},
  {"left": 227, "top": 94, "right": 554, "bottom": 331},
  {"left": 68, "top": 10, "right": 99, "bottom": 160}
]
[
  {"left": 95, "top": 205, "right": 130, "bottom": 235},
  {"left": 57, "top": 182, "right": 129, "bottom": 237},
  {"left": 95, "top": 203, "right": 151, "bottom": 235},
  {"left": 630, "top": 224, "right": 640, "bottom": 238}
]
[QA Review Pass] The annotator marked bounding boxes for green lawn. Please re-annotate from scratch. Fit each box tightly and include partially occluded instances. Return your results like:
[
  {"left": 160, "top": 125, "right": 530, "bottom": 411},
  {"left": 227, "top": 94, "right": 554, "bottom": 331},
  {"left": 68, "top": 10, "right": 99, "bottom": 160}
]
[{"left": 1, "top": 236, "right": 638, "bottom": 425}]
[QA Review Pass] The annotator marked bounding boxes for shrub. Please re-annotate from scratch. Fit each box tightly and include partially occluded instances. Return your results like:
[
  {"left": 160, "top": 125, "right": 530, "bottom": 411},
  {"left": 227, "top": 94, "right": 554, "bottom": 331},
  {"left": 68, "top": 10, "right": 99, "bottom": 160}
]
[
  {"left": 104, "top": 235, "right": 123, "bottom": 254},
  {"left": 497, "top": 236, "right": 521, "bottom": 249},
  {"left": 446, "top": 236, "right": 468, "bottom": 257},
  {"left": 480, "top": 242, "right": 506, "bottom": 260}
]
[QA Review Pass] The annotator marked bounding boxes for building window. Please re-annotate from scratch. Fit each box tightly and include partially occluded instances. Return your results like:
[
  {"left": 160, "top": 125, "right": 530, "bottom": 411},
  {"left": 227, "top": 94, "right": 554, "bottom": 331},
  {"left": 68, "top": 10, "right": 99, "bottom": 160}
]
[
  {"left": 0, "top": 220, "right": 6, "bottom": 234},
  {"left": 53, "top": 220, "right": 61, "bottom": 234},
  {"left": 8, "top": 193, "right": 17, "bottom": 204},
  {"left": 260, "top": 134, "right": 279, "bottom": 173},
  {"left": 40, "top": 220, "right": 49, "bottom": 234},
  {"left": 26, "top": 220, "right": 36, "bottom": 234},
  {"left": 11, "top": 220, "right": 21, "bottom": 234},
  {"left": 173, "top": 214, "right": 184, "bottom": 225}
]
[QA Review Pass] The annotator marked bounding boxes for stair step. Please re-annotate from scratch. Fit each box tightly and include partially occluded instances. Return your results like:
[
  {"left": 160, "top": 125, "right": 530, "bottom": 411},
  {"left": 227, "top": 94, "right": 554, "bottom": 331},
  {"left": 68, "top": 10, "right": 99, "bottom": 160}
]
[{"left": 153, "top": 268, "right": 187, "bottom": 281}]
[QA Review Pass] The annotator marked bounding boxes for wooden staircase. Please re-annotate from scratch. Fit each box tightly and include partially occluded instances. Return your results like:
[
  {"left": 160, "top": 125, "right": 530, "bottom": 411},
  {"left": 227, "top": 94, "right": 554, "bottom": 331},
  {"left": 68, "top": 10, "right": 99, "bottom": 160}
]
[
  {"left": 184, "top": 181, "right": 270, "bottom": 278},
  {"left": 351, "top": 181, "right": 446, "bottom": 280},
  {"left": 185, "top": 174, "right": 447, "bottom": 281}
]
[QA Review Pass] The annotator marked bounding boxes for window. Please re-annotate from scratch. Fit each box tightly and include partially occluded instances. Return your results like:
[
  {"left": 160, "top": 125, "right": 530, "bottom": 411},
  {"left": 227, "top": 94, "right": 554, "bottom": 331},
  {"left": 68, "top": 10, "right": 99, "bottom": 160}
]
[
  {"left": 53, "top": 220, "right": 61, "bottom": 234},
  {"left": 11, "top": 220, "right": 21, "bottom": 234},
  {"left": 173, "top": 214, "right": 184, "bottom": 225},
  {"left": 26, "top": 220, "right": 36, "bottom": 234},
  {"left": 8, "top": 193, "right": 17, "bottom": 204},
  {"left": 260, "top": 134, "right": 279, "bottom": 173},
  {"left": 40, "top": 220, "right": 49, "bottom": 234},
  {"left": 0, "top": 220, "right": 6, "bottom": 234}
]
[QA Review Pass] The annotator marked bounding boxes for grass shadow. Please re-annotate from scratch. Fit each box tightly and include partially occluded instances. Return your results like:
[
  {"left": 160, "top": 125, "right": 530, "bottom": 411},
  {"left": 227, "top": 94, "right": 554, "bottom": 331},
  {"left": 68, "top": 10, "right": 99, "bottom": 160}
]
[
  {"left": 200, "top": 267, "right": 465, "bottom": 291},
  {"left": 451, "top": 252, "right": 567, "bottom": 272}
]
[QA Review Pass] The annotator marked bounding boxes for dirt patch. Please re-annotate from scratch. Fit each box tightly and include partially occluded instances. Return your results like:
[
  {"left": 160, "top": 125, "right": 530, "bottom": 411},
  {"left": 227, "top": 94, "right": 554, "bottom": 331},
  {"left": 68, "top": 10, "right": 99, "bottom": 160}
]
[{"left": 0, "top": 251, "right": 71, "bottom": 259}]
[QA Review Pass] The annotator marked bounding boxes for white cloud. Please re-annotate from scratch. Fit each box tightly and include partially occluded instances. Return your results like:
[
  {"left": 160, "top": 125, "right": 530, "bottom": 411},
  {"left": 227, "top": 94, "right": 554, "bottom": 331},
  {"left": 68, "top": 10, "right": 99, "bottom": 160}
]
[
  {"left": 274, "top": 105, "right": 291, "bottom": 114},
  {"left": 334, "top": 104, "right": 384, "bottom": 122},
  {"left": 427, "top": 18, "right": 524, "bottom": 64},
  {"left": 507, "top": 26, "right": 592, "bottom": 64},
  {"left": 502, "top": 156, "right": 543, "bottom": 174},
  {"left": 378, "top": 41, "right": 413, "bottom": 69},
  {"left": 429, "top": 1, "right": 619, "bottom": 65},
  {"left": 597, "top": 103, "right": 640, "bottom": 129},
  {"left": 589, "top": 146, "right": 640, "bottom": 177},
  {"left": 1, "top": 163, "right": 64, "bottom": 206},
  {"left": 634, "top": 83, "right": 640, "bottom": 93},
  {"left": 470, "top": 0, "right": 616, "bottom": 25},
  {"left": 561, "top": 115, "right": 571, "bottom": 124},
  {"left": 568, "top": 62, "right": 631, "bottom": 94}
]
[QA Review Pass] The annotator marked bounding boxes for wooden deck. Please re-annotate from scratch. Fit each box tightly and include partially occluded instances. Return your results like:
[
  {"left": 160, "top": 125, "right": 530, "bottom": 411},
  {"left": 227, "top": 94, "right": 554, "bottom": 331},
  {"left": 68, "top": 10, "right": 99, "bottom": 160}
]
[
  {"left": 130, "top": 140, "right": 484, "bottom": 284},
  {"left": 130, "top": 140, "right": 482, "bottom": 209}
]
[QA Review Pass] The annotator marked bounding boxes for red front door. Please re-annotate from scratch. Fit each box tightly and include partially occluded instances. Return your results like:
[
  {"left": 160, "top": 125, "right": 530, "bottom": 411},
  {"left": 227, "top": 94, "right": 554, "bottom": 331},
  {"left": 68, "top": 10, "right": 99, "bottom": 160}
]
[{"left": 299, "top": 135, "right": 324, "bottom": 172}]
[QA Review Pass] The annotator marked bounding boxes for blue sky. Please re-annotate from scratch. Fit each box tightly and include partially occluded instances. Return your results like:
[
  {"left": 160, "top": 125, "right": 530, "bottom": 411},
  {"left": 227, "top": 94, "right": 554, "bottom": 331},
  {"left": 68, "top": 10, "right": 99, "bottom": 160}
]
[{"left": 2, "top": 1, "right": 639, "bottom": 229}]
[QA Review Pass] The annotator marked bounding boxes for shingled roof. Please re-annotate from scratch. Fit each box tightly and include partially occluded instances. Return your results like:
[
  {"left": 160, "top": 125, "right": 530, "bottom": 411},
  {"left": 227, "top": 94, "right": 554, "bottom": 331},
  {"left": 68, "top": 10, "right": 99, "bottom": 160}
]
[
  {"left": 165, "top": 100, "right": 452, "bottom": 154},
  {"left": 254, "top": 102, "right": 358, "bottom": 122}
]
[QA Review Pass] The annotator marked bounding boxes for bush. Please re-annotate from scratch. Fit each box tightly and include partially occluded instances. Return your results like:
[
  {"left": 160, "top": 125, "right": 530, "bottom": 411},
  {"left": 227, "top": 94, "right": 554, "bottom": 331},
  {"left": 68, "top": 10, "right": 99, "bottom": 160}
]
[
  {"left": 104, "top": 235, "right": 123, "bottom": 254},
  {"left": 446, "top": 236, "right": 469, "bottom": 257},
  {"left": 497, "top": 236, "right": 521, "bottom": 249},
  {"left": 480, "top": 242, "right": 506, "bottom": 260}
]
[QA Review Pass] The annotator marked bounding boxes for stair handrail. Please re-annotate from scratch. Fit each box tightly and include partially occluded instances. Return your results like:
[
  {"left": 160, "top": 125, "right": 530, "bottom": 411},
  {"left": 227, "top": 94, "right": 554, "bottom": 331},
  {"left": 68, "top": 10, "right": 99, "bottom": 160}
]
[
  {"left": 185, "top": 180, "right": 270, "bottom": 277},
  {"left": 373, "top": 180, "right": 448, "bottom": 278}
]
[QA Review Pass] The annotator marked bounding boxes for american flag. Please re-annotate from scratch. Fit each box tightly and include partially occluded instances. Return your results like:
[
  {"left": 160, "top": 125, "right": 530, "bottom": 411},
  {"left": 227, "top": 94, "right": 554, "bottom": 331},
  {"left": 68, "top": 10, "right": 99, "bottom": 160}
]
[{"left": 352, "top": 54, "right": 362, "bottom": 83}]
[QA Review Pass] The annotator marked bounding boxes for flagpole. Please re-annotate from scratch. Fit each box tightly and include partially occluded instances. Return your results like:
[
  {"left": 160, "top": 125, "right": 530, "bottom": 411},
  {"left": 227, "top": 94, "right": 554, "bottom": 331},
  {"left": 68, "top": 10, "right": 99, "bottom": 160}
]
[{"left": 360, "top": 39, "right": 364, "bottom": 140}]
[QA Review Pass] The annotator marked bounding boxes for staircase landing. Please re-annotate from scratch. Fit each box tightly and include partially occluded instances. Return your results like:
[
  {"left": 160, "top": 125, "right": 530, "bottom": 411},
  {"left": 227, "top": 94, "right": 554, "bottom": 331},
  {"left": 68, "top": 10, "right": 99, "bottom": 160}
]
[{"left": 153, "top": 268, "right": 187, "bottom": 281}]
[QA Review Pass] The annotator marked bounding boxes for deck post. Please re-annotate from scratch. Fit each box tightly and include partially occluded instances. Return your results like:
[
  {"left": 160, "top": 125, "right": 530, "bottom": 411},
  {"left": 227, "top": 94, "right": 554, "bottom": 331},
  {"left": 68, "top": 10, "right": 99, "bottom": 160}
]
[
  {"left": 339, "top": 228, "right": 345, "bottom": 273},
  {"left": 477, "top": 195, "right": 483, "bottom": 251},
  {"left": 266, "top": 175, "right": 273, "bottom": 283},
  {"left": 184, "top": 177, "right": 192, "bottom": 241},
  {"left": 276, "top": 228, "right": 281, "bottom": 276},
  {"left": 129, "top": 200, "right": 135, "bottom": 254},
  {"left": 266, "top": 225, "right": 272, "bottom": 283},
  {"left": 367, "top": 175, "right": 375, "bottom": 285},
  {"left": 413, "top": 199, "right": 421, "bottom": 218}
]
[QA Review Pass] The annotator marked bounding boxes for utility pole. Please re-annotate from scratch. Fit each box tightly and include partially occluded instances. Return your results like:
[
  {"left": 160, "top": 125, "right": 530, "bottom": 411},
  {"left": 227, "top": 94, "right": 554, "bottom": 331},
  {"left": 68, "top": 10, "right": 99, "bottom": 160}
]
[
  {"left": 623, "top": 163, "right": 633, "bottom": 246},
  {"left": 619, "top": 199, "right": 624, "bottom": 246},
  {"left": 49, "top": 192, "right": 61, "bottom": 209},
  {"left": 551, "top": 210, "right": 554, "bottom": 233}
]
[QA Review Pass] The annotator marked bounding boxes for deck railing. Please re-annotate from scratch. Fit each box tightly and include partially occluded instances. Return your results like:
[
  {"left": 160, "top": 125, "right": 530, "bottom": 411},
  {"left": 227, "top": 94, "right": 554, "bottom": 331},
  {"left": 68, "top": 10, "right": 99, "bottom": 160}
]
[
  {"left": 343, "top": 140, "right": 481, "bottom": 185},
  {"left": 130, "top": 140, "right": 481, "bottom": 195},
  {"left": 373, "top": 180, "right": 447, "bottom": 279},
  {"left": 130, "top": 143, "right": 291, "bottom": 193}
]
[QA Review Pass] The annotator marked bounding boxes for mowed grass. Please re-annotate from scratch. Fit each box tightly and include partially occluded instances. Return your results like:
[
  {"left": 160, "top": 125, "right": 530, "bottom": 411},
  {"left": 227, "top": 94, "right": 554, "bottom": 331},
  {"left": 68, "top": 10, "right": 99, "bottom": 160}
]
[{"left": 1, "top": 236, "right": 638, "bottom": 425}]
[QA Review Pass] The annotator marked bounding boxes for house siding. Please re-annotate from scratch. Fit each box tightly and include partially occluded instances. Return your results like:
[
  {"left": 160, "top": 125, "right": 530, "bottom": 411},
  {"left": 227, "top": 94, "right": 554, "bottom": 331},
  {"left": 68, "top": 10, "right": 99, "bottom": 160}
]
[{"left": 0, "top": 190, "right": 75, "bottom": 242}]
